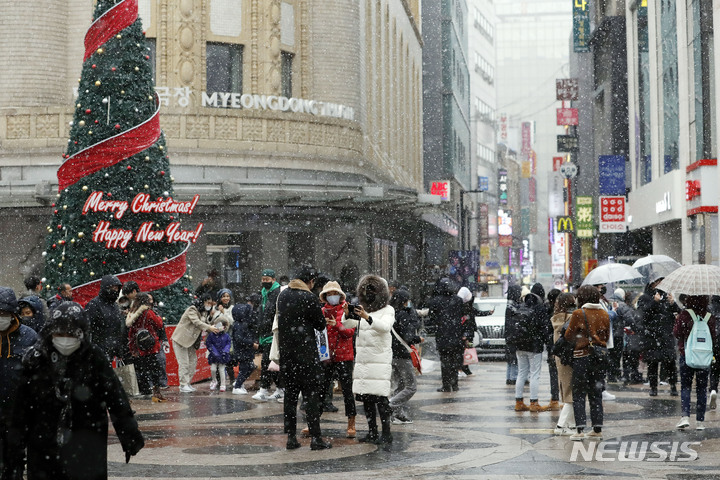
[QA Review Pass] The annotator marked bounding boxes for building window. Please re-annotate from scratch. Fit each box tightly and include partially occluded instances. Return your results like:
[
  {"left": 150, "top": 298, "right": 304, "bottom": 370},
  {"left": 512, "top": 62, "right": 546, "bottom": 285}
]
[
  {"left": 373, "top": 238, "right": 397, "bottom": 281},
  {"left": 474, "top": 97, "right": 495, "bottom": 124},
  {"left": 281, "top": 51, "right": 294, "bottom": 98},
  {"left": 473, "top": 51, "right": 494, "bottom": 84},
  {"left": 206, "top": 42, "right": 243, "bottom": 95},
  {"left": 661, "top": 0, "right": 679, "bottom": 173},
  {"left": 637, "top": 3, "right": 651, "bottom": 185},
  {"left": 473, "top": 7, "right": 494, "bottom": 43}
]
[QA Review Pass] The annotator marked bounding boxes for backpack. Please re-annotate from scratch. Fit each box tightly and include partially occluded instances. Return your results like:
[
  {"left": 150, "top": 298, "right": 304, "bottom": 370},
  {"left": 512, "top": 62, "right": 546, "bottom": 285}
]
[
  {"left": 511, "top": 303, "right": 537, "bottom": 350},
  {"left": 135, "top": 328, "right": 155, "bottom": 352},
  {"left": 685, "top": 310, "right": 713, "bottom": 369}
]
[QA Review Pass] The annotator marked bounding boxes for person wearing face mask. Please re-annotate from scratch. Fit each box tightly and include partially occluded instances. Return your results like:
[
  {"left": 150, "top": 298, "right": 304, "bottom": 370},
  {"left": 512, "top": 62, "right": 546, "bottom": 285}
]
[
  {"left": 317, "top": 281, "right": 357, "bottom": 437},
  {"left": 85, "top": 275, "right": 125, "bottom": 361},
  {"left": 171, "top": 294, "right": 220, "bottom": 393},
  {"left": 0, "top": 287, "right": 38, "bottom": 477},
  {"left": 5, "top": 301, "right": 144, "bottom": 478},
  {"left": 17, "top": 296, "right": 45, "bottom": 334},
  {"left": 254, "top": 268, "right": 283, "bottom": 402}
]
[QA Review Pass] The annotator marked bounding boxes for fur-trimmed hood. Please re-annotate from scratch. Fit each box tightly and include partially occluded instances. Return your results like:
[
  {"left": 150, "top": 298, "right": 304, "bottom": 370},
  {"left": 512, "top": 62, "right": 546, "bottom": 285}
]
[{"left": 357, "top": 274, "right": 390, "bottom": 313}]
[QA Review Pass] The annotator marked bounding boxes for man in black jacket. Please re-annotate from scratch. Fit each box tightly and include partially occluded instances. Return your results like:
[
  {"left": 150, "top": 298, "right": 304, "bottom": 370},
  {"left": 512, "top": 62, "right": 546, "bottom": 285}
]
[
  {"left": 86, "top": 275, "right": 123, "bottom": 361},
  {"left": 429, "top": 278, "right": 465, "bottom": 392},
  {"left": 276, "top": 267, "right": 331, "bottom": 451}
]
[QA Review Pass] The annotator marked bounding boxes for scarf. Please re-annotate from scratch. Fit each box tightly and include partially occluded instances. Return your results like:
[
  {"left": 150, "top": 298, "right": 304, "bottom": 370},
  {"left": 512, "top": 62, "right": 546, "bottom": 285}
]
[{"left": 261, "top": 281, "right": 280, "bottom": 308}]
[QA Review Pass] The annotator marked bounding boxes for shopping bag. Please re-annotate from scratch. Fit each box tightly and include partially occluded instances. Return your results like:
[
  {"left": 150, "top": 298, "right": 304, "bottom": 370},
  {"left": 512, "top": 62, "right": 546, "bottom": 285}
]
[
  {"left": 463, "top": 347, "right": 479, "bottom": 365},
  {"left": 316, "top": 328, "right": 331, "bottom": 364},
  {"left": 115, "top": 360, "right": 140, "bottom": 396}
]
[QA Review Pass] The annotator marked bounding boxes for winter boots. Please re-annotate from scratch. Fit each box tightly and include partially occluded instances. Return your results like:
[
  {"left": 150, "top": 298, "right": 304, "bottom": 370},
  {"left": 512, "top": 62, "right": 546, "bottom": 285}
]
[
  {"left": 547, "top": 400, "right": 563, "bottom": 411},
  {"left": 347, "top": 416, "right": 356, "bottom": 438},
  {"left": 529, "top": 400, "right": 550, "bottom": 412},
  {"left": 152, "top": 386, "right": 166, "bottom": 403},
  {"left": 515, "top": 399, "right": 530, "bottom": 411}
]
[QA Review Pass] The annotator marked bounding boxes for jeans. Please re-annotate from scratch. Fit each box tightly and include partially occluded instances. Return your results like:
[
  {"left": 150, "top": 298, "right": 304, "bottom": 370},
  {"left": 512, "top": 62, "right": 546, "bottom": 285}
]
[
  {"left": 389, "top": 357, "right": 418, "bottom": 418},
  {"left": 507, "top": 358, "right": 518, "bottom": 381},
  {"left": 547, "top": 354, "right": 559, "bottom": 401},
  {"left": 233, "top": 356, "right": 257, "bottom": 389},
  {"left": 323, "top": 361, "right": 356, "bottom": 417},
  {"left": 515, "top": 351, "right": 543, "bottom": 400},
  {"left": 679, "top": 355, "right": 710, "bottom": 421},
  {"left": 572, "top": 355, "right": 604, "bottom": 429},
  {"left": 647, "top": 357, "right": 677, "bottom": 389}
]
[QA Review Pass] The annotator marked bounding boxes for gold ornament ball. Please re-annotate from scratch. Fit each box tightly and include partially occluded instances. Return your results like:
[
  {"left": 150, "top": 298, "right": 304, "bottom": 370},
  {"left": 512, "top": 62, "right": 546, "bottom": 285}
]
[
  {"left": 140, "top": 254, "right": 145, "bottom": 260},
  {"left": 78, "top": 120, "right": 86, "bottom": 127},
  {"left": 188, "top": 276, "right": 193, "bottom": 280},
  {"left": 120, "top": 90, "right": 125, "bottom": 94},
  {"left": 95, "top": 80, "right": 101, "bottom": 86},
  {"left": 116, "top": 34, "right": 122, "bottom": 39},
  {"left": 144, "top": 184, "right": 149, "bottom": 189},
  {"left": 134, "top": 66, "right": 140, "bottom": 72},
  {"left": 159, "top": 146, "right": 164, "bottom": 151},
  {"left": 76, "top": 103, "right": 81, "bottom": 108},
  {"left": 58, "top": 263, "right": 63, "bottom": 268},
  {"left": 88, "top": 130, "right": 93, "bottom": 135},
  {"left": 90, "top": 272, "right": 95, "bottom": 276},
  {"left": 82, "top": 185, "right": 88, "bottom": 191},
  {"left": 78, "top": 232, "right": 84, "bottom": 238},
  {"left": 97, "top": 48, "right": 103, "bottom": 54},
  {"left": 70, "top": 239, "right": 75, "bottom": 244},
  {"left": 148, "top": 95, "right": 153, "bottom": 100},
  {"left": 62, "top": 205, "right": 67, "bottom": 210}
]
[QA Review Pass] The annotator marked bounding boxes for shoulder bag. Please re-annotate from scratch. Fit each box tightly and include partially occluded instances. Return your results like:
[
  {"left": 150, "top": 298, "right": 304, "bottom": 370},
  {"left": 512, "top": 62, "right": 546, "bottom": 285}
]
[
  {"left": 582, "top": 308, "right": 609, "bottom": 368},
  {"left": 391, "top": 327, "right": 422, "bottom": 374},
  {"left": 551, "top": 314, "right": 574, "bottom": 366}
]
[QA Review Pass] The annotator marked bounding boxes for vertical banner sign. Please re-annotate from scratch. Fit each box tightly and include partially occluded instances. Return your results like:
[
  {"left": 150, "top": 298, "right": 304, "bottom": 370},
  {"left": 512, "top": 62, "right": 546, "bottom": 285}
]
[
  {"left": 521, "top": 161, "right": 532, "bottom": 178},
  {"left": 575, "top": 196, "right": 594, "bottom": 238},
  {"left": 529, "top": 178, "right": 537, "bottom": 203},
  {"left": 498, "top": 169, "right": 508, "bottom": 205},
  {"left": 499, "top": 113, "right": 508, "bottom": 141},
  {"left": 479, "top": 203, "right": 489, "bottom": 244},
  {"left": 478, "top": 176, "right": 489, "bottom": 191},
  {"left": 556, "top": 79, "right": 579, "bottom": 101},
  {"left": 599, "top": 196, "right": 626, "bottom": 233},
  {"left": 573, "top": 0, "right": 591, "bottom": 53},
  {"left": 598, "top": 155, "right": 626, "bottom": 195},
  {"left": 521, "top": 122, "right": 532, "bottom": 156},
  {"left": 553, "top": 156, "right": 564, "bottom": 172}
]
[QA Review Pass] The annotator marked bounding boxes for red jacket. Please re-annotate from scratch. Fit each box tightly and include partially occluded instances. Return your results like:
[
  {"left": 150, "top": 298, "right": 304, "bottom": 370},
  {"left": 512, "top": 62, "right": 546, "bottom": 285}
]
[
  {"left": 323, "top": 303, "right": 355, "bottom": 362},
  {"left": 128, "top": 308, "right": 164, "bottom": 357}
]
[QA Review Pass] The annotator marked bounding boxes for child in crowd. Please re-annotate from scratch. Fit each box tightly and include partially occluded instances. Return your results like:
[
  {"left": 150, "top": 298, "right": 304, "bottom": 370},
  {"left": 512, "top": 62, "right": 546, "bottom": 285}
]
[{"left": 206, "top": 317, "right": 232, "bottom": 392}]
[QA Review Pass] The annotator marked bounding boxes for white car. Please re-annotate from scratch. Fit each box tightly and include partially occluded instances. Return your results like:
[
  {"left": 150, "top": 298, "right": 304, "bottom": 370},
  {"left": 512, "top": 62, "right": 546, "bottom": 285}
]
[{"left": 473, "top": 298, "right": 508, "bottom": 357}]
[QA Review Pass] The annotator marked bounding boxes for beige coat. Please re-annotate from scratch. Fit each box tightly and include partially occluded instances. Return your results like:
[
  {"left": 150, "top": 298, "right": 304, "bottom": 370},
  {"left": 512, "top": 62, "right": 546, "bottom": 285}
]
[
  {"left": 171, "top": 305, "right": 213, "bottom": 348},
  {"left": 551, "top": 311, "right": 573, "bottom": 403}
]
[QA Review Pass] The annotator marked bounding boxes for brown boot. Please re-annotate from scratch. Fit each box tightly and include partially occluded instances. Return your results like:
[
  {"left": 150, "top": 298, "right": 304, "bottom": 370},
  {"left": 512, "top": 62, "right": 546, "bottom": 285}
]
[
  {"left": 347, "top": 415, "right": 356, "bottom": 438},
  {"left": 529, "top": 400, "right": 550, "bottom": 412},
  {"left": 547, "top": 400, "right": 563, "bottom": 411},
  {"left": 152, "top": 387, "right": 166, "bottom": 403},
  {"left": 515, "top": 399, "right": 530, "bottom": 411}
]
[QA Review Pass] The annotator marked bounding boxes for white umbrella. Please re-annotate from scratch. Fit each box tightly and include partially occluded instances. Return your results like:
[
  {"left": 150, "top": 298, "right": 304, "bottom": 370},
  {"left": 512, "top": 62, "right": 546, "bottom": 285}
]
[
  {"left": 632, "top": 254, "right": 682, "bottom": 282},
  {"left": 656, "top": 264, "right": 720, "bottom": 296},
  {"left": 581, "top": 263, "right": 644, "bottom": 286}
]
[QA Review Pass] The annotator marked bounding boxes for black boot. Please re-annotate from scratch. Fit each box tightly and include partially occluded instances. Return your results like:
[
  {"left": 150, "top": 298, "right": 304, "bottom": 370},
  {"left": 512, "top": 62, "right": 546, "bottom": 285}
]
[
  {"left": 649, "top": 388, "right": 658, "bottom": 397},
  {"left": 670, "top": 385, "right": 679, "bottom": 396},
  {"left": 310, "top": 437, "right": 332, "bottom": 450},
  {"left": 377, "top": 413, "right": 393, "bottom": 444},
  {"left": 286, "top": 435, "right": 300, "bottom": 450},
  {"left": 359, "top": 409, "right": 379, "bottom": 443}
]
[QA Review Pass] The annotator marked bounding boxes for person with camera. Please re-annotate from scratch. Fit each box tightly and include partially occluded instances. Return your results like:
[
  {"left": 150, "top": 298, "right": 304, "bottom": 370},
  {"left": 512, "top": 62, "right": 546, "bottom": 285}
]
[
  {"left": 637, "top": 275, "right": 681, "bottom": 397},
  {"left": 345, "top": 275, "right": 395, "bottom": 444}
]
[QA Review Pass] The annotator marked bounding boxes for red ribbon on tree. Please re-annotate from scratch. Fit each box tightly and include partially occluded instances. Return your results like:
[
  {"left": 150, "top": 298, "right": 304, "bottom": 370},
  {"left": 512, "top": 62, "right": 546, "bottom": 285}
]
[
  {"left": 84, "top": 0, "right": 139, "bottom": 61},
  {"left": 62, "top": 0, "right": 188, "bottom": 303}
]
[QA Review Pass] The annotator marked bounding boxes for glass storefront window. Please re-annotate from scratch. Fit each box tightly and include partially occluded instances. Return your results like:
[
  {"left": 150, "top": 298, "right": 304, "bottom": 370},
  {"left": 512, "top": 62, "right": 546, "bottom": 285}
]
[{"left": 661, "top": 0, "right": 679, "bottom": 173}]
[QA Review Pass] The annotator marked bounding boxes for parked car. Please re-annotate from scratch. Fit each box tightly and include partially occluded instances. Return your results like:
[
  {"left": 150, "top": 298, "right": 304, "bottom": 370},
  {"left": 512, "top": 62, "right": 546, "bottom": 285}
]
[{"left": 473, "top": 298, "right": 507, "bottom": 358}]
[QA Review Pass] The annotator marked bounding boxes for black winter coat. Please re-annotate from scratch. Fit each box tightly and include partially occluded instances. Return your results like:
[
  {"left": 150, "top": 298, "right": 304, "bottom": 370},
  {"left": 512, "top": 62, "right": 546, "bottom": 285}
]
[
  {"left": 430, "top": 294, "right": 465, "bottom": 351},
  {"left": 511, "top": 294, "right": 547, "bottom": 354},
  {"left": 86, "top": 281, "right": 124, "bottom": 360},
  {"left": 276, "top": 282, "right": 326, "bottom": 366},
  {"left": 637, "top": 287, "right": 681, "bottom": 362},
  {"left": 391, "top": 308, "right": 422, "bottom": 359},
  {"left": 231, "top": 303, "right": 257, "bottom": 364},
  {"left": 258, "top": 285, "right": 281, "bottom": 341},
  {"left": 0, "top": 321, "right": 38, "bottom": 422},
  {"left": 6, "top": 343, "right": 143, "bottom": 480}
]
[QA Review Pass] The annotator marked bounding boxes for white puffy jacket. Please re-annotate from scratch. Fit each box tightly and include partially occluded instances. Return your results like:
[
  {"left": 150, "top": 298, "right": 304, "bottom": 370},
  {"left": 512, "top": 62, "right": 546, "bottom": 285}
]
[{"left": 351, "top": 304, "right": 395, "bottom": 397}]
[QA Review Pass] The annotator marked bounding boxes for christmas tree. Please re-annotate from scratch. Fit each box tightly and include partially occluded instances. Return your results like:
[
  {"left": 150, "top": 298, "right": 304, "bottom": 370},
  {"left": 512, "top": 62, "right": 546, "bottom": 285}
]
[{"left": 44, "top": 0, "right": 200, "bottom": 322}]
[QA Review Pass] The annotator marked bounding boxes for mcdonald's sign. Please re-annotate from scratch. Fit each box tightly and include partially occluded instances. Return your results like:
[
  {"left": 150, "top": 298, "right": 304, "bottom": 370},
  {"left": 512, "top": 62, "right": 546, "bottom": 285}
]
[{"left": 556, "top": 216, "right": 574, "bottom": 233}]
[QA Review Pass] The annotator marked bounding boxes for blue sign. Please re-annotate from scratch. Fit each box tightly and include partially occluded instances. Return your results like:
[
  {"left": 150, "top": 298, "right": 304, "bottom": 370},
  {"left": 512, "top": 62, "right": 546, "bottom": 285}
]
[
  {"left": 479, "top": 176, "right": 489, "bottom": 191},
  {"left": 598, "top": 155, "right": 626, "bottom": 195}
]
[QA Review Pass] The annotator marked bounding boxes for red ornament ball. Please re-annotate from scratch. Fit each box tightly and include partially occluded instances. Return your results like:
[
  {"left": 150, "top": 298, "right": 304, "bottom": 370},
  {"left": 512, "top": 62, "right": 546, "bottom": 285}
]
[
  {"left": 183, "top": 288, "right": 189, "bottom": 293},
  {"left": 85, "top": 109, "right": 91, "bottom": 114},
  {"left": 111, "top": 67, "right": 116, "bottom": 72},
  {"left": 52, "top": 244, "right": 56, "bottom": 249},
  {"left": 83, "top": 258, "right": 88, "bottom": 263},
  {"left": 91, "top": 64, "right": 96, "bottom": 69},
  {"left": 115, "top": 124, "right": 121, "bottom": 129},
  {"left": 53, "top": 210, "right": 58, "bottom": 214},
  {"left": 51, "top": 203, "right": 55, "bottom": 207},
  {"left": 57, "top": 225, "right": 62, "bottom": 229},
  {"left": 94, "top": 120, "right": 99, "bottom": 124},
  {"left": 59, "top": 240, "right": 65, "bottom": 245},
  {"left": 127, "top": 166, "right": 132, "bottom": 170},
  {"left": 159, "top": 171, "right": 165, "bottom": 176},
  {"left": 102, "top": 261, "right": 106, "bottom": 264},
  {"left": 107, "top": 193, "right": 112, "bottom": 197},
  {"left": 145, "top": 55, "right": 150, "bottom": 60},
  {"left": 74, "top": 141, "right": 78, "bottom": 145},
  {"left": 123, "top": 249, "right": 128, "bottom": 254}
]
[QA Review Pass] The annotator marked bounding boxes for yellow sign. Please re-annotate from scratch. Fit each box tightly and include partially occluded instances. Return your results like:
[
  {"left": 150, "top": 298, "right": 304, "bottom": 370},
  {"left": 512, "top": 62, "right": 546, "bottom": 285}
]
[
  {"left": 575, "top": 0, "right": 587, "bottom": 10},
  {"left": 521, "top": 161, "right": 532, "bottom": 178},
  {"left": 556, "top": 216, "right": 574, "bottom": 233}
]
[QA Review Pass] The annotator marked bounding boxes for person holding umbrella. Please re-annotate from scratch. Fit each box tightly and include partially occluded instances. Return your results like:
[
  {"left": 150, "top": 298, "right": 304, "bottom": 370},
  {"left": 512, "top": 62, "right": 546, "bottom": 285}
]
[{"left": 637, "top": 274, "right": 680, "bottom": 397}]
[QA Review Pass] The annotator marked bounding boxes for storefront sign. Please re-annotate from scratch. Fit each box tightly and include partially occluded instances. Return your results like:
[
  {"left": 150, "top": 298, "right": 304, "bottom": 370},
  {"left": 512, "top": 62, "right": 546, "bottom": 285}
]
[
  {"left": 599, "top": 196, "right": 626, "bottom": 233},
  {"left": 499, "top": 113, "right": 508, "bottom": 141},
  {"left": 478, "top": 176, "right": 489, "bottom": 191},
  {"left": 430, "top": 181, "right": 451, "bottom": 201},
  {"left": 598, "top": 155, "right": 626, "bottom": 195},
  {"left": 686, "top": 159, "right": 719, "bottom": 216},
  {"left": 553, "top": 156, "right": 564, "bottom": 172},
  {"left": 557, "top": 135, "right": 579, "bottom": 152},
  {"left": 575, "top": 196, "right": 594, "bottom": 238},
  {"left": 498, "top": 169, "right": 508, "bottom": 205},
  {"left": 556, "top": 216, "right": 574, "bottom": 233},
  {"left": 573, "top": 0, "right": 591, "bottom": 53},
  {"left": 655, "top": 192, "right": 671, "bottom": 214},
  {"left": 498, "top": 209, "right": 512, "bottom": 236},
  {"left": 556, "top": 108, "right": 579, "bottom": 126},
  {"left": 521, "top": 122, "right": 533, "bottom": 155},
  {"left": 556, "top": 79, "right": 579, "bottom": 101}
]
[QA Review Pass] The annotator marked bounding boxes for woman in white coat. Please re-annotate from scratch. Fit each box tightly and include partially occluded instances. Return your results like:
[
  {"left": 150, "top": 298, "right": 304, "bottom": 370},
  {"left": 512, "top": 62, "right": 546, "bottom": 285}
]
[{"left": 345, "top": 274, "right": 395, "bottom": 445}]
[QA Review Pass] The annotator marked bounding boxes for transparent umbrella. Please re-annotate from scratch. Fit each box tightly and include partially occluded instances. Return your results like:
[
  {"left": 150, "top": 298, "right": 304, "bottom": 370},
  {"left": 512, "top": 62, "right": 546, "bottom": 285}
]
[
  {"left": 581, "top": 263, "right": 644, "bottom": 286},
  {"left": 656, "top": 264, "right": 720, "bottom": 296},
  {"left": 632, "top": 254, "right": 682, "bottom": 282}
]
